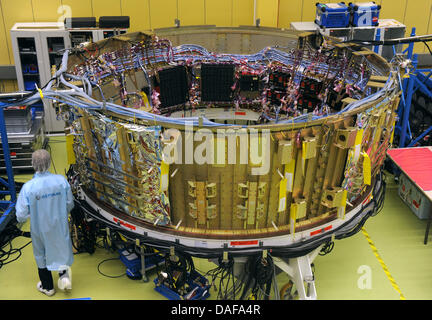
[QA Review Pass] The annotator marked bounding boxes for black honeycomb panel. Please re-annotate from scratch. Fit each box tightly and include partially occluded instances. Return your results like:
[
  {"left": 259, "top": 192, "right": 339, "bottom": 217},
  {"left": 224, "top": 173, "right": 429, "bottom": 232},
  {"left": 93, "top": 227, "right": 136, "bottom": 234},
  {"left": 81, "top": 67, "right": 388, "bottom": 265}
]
[
  {"left": 267, "top": 90, "right": 286, "bottom": 105},
  {"left": 269, "top": 71, "right": 291, "bottom": 89},
  {"left": 158, "top": 65, "right": 189, "bottom": 108},
  {"left": 297, "top": 95, "right": 321, "bottom": 111},
  {"left": 299, "top": 78, "right": 323, "bottom": 96},
  {"left": 240, "top": 74, "right": 259, "bottom": 92},
  {"left": 201, "top": 64, "right": 234, "bottom": 102}
]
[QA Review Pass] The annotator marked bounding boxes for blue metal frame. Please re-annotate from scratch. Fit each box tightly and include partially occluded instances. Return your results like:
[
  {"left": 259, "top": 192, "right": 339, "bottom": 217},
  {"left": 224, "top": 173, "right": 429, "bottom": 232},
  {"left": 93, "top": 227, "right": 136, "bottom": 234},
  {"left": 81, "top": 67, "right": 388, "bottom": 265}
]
[
  {"left": 153, "top": 269, "right": 211, "bottom": 300},
  {"left": 0, "top": 105, "right": 16, "bottom": 229},
  {"left": 396, "top": 27, "right": 432, "bottom": 148}
]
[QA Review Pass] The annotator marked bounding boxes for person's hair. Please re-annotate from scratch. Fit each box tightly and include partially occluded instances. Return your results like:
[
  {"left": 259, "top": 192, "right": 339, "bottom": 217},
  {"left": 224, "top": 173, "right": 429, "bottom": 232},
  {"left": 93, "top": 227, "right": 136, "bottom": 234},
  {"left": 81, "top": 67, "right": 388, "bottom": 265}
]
[{"left": 32, "top": 149, "right": 51, "bottom": 173}]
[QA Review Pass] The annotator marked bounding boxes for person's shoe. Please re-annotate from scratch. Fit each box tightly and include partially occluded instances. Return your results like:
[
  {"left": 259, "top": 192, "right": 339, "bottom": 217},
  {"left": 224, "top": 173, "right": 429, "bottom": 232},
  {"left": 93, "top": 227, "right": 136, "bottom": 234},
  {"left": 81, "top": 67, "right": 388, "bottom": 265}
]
[
  {"left": 58, "top": 267, "right": 72, "bottom": 291},
  {"left": 36, "top": 281, "right": 55, "bottom": 296}
]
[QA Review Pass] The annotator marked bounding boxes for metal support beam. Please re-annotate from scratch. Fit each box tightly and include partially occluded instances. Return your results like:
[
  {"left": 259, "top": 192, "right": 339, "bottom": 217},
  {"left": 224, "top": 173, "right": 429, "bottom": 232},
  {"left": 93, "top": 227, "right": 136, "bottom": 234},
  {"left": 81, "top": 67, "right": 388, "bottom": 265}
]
[
  {"left": 400, "top": 54, "right": 417, "bottom": 147},
  {"left": 395, "top": 26, "right": 432, "bottom": 148},
  {"left": 140, "top": 242, "right": 149, "bottom": 282},
  {"left": 0, "top": 106, "right": 16, "bottom": 202},
  {"left": 273, "top": 244, "right": 324, "bottom": 300},
  {"left": 0, "top": 104, "right": 17, "bottom": 233}
]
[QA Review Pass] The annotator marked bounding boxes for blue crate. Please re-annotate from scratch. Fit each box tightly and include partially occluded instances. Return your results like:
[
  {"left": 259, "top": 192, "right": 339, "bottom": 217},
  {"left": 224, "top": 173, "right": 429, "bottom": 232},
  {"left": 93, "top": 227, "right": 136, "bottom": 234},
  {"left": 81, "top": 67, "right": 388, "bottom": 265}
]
[
  {"left": 118, "top": 248, "right": 164, "bottom": 280},
  {"left": 349, "top": 2, "right": 381, "bottom": 27},
  {"left": 24, "top": 81, "right": 37, "bottom": 91},
  {"left": 28, "top": 64, "right": 38, "bottom": 74},
  {"left": 153, "top": 269, "right": 211, "bottom": 300},
  {"left": 315, "top": 2, "right": 350, "bottom": 28}
]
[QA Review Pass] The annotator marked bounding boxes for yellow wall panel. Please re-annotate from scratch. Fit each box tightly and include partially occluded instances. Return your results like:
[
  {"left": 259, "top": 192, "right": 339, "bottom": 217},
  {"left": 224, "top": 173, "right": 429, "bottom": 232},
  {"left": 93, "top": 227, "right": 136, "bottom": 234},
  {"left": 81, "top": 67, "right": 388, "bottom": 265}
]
[
  {"left": 0, "top": 79, "right": 18, "bottom": 92},
  {"left": 278, "top": 0, "right": 302, "bottom": 28},
  {"left": 380, "top": 0, "right": 407, "bottom": 23},
  {"left": 256, "top": 0, "right": 278, "bottom": 27},
  {"left": 1, "top": 0, "right": 34, "bottom": 23},
  {"left": 91, "top": 0, "right": 122, "bottom": 18},
  {"left": 32, "top": 0, "right": 62, "bottom": 22},
  {"left": 427, "top": 0, "right": 432, "bottom": 34},
  {"left": 121, "top": 0, "right": 151, "bottom": 32},
  {"left": 178, "top": 0, "right": 205, "bottom": 26},
  {"left": 302, "top": 0, "right": 318, "bottom": 21},
  {"left": 149, "top": 0, "right": 177, "bottom": 29},
  {"left": 1, "top": 0, "right": 35, "bottom": 65},
  {"left": 0, "top": 1, "right": 10, "bottom": 64},
  {"left": 425, "top": 0, "right": 432, "bottom": 53},
  {"left": 0, "top": 0, "right": 427, "bottom": 66},
  {"left": 205, "top": 0, "right": 232, "bottom": 26},
  {"left": 60, "top": 0, "right": 93, "bottom": 18},
  {"left": 232, "top": 0, "right": 253, "bottom": 26},
  {"left": 404, "top": 0, "right": 431, "bottom": 53}
]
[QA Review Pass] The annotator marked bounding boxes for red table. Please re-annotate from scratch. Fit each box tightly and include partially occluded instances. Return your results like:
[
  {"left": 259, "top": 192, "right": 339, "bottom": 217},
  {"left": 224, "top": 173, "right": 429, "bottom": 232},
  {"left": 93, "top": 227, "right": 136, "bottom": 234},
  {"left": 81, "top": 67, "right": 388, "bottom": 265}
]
[{"left": 387, "top": 147, "right": 432, "bottom": 244}]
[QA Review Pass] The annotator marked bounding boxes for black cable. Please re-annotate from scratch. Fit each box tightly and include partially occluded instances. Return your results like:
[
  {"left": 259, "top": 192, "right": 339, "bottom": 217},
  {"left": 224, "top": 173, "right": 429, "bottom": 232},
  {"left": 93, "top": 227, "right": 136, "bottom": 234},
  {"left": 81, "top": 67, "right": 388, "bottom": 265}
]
[
  {"left": 249, "top": 254, "right": 274, "bottom": 300},
  {"left": 0, "top": 178, "right": 23, "bottom": 200},
  {"left": 69, "top": 204, "right": 98, "bottom": 254},
  {"left": 423, "top": 40, "right": 432, "bottom": 57},
  {"left": 0, "top": 240, "right": 32, "bottom": 269},
  {"left": 319, "top": 241, "right": 335, "bottom": 256},
  {"left": 46, "top": 144, "right": 57, "bottom": 174},
  {"left": 0, "top": 76, "right": 57, "bottom": 104},
  {"left": 97, "top": 257, "right": 126, "bottom": 278},
  {"left": 73, "top": 171, "right": 386, "bottom": 261},
  {"left": 164, "top": 253, "right": 188, "bottom": 291},
  {"left": 347, "top": 35, "right": 432, "bottom": 46},
  {"left": 0, "top": 223, "right": 32, "bottom": 270},
  {"left": 204, "top": 255, "right": 241, "bottom": 300}
]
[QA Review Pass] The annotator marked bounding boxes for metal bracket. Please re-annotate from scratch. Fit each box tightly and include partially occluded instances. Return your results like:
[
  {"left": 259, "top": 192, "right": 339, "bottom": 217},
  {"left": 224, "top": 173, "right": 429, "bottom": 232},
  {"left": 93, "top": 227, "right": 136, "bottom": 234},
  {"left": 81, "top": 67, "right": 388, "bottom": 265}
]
[
  {"left": 238, "top": 183, "right": 249, "bottom": 198},
  {"left": 188, "top": 180, "right": 218, "bottom": 223},
  {"left": 136, "top": 239, "right": 149, "bottom": 282},
  {"left": 321, "top": 188, "right": 345, "bottom": 208},
  {"left": 302, "top": 136, "right": 317, "bottom": 159},
  {"left": 334, "top": 127, "right": 357, "bottom": 148},
  {"left": 169, "top": 246, "right": 178, "bottom": 262},
  {"left": 188, "top": 181, "right": 196, "bottom": 197},
  {"left": 278, "top": 139, "right": 294, "bottom": 164},
  {"left": 206, "top": 183, "right": 217, "bottom": 198},
  {"left": 222, "top": 251, "right": 229, "bottom": 264},
  {"left": 237, "top": 182, "right": 267, "bottom": 225}
]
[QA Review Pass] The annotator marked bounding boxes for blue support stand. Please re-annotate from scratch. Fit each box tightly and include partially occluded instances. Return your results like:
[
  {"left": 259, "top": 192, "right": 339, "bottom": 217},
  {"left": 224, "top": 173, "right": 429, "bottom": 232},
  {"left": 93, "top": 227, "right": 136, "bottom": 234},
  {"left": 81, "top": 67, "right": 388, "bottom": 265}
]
[
  {"left": 0, "top": 106, "right": 17, "bottom": 232},
  {"left": 395, "top": 27, "right": 432, "bottom": 148},
  {"left": 374, "top": 28, "right": 381, "bottom": 54},
  {"left": 399, "top": 54, "right": 417, "bottom": 147}
]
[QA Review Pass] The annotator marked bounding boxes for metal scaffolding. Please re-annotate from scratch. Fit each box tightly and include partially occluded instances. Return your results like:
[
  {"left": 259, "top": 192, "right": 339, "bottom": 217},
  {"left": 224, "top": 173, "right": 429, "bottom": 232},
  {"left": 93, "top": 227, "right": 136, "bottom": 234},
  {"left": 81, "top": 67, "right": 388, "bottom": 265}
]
[
  {"left": 395, "top": 27, "right": 432, "bottom": 148},
  {"left": 0, "top": 103, "right": 17, "bottom": 233}
]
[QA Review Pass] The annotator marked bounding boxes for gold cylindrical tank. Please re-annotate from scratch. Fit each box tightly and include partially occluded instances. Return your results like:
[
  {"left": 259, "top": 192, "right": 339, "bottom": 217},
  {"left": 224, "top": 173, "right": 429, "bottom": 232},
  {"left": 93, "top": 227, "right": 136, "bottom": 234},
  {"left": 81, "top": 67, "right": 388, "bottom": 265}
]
[{"left": 59, "top": 27, "right": 400, "bottom": 242}]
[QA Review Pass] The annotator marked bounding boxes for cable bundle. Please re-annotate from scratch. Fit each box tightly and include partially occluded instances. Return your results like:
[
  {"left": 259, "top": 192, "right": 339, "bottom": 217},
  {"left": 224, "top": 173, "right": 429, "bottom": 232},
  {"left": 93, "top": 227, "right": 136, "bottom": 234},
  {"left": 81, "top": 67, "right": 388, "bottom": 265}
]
[
  {"left": 204, "top": 256, "right": 241, "bottom": 300},
  {"left": 242, "top": 254, "right": 275, "bottom": 300},
  {"left": 0, "top": 222, "right": 31, "bottom": 270},
  {"left": 75, "top": 170, "right": 385, "bottom": 260}
]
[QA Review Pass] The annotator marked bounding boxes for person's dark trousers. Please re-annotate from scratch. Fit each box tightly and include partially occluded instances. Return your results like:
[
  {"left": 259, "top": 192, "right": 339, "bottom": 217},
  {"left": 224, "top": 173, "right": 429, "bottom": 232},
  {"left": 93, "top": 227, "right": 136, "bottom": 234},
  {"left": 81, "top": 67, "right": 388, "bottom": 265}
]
[
  {"left": 38, "top": 268, "right": 68, "bottom": 290},
  {"left": 38, "top": 268, "right": 54, "bottom": 290}
]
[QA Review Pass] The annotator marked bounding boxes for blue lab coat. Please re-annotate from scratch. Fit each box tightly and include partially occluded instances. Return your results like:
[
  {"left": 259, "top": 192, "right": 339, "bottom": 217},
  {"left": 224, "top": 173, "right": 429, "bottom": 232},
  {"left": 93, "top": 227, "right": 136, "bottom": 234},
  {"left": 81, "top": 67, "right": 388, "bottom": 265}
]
[{"left": 16, "top": 172, "right": 74, "bottom": 271}]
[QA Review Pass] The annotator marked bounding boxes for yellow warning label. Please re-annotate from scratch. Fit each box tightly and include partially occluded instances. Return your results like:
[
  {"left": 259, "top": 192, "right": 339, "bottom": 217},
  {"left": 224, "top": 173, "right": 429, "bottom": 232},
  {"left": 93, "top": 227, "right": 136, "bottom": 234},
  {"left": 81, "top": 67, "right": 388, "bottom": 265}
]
[{"left": 362, "top": 152, "right": 371, "bottom": 185}]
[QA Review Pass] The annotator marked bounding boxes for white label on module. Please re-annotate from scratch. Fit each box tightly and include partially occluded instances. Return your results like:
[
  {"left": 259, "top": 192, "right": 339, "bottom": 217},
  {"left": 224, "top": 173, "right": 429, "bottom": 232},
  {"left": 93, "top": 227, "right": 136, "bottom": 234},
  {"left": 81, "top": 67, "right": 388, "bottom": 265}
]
[{"left": 195, "top": 240, "right": 208, "bottom": 248}]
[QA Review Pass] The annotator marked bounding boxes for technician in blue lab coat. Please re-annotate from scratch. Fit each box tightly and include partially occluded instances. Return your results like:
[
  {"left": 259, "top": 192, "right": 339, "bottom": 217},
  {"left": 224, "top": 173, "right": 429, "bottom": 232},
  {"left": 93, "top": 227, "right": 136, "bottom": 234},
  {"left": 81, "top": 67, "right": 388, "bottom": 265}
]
[{"left": 16, "top": 149, "right": 74, "bottom": 297}]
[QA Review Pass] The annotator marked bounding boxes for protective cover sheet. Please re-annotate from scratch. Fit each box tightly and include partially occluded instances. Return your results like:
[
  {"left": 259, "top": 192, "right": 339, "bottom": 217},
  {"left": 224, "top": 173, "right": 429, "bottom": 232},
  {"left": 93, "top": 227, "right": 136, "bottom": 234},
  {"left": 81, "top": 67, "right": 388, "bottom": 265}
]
[{"left": 387, "top": 147, "right": 432, "bottom": 191}]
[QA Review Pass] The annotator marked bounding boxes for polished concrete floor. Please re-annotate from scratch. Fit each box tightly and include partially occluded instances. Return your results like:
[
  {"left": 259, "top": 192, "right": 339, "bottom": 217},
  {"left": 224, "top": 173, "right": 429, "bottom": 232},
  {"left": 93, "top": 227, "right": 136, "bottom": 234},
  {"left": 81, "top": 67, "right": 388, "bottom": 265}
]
[{"left": 1, "top": 136, "right": 431, "bottom": 300}]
